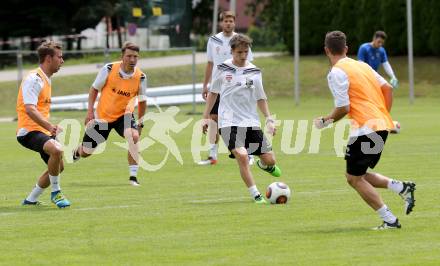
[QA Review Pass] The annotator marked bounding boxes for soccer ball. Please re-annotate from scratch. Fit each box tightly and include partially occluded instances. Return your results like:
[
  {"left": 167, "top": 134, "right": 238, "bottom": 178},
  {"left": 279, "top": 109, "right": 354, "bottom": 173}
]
[
  {"left": 390, "top": 120, "right": 401, "bottom": 134},
  {"left": 266, "top": 182, "right": 291, "bottom": 204}
]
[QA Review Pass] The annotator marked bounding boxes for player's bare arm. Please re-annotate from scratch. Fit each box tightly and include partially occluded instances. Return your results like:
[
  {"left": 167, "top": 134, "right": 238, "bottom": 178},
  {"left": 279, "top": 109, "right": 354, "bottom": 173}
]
[
  {"left": 202, "top": 62, "right": 214, "bottom": 100},
  {"left": 137, "top": 100, "right": 147, "bottom": 135},
  {"left": 85, "top": 87, "right": 99, "bottom": 125},
  {"left": 202, "top": 92, "right": 218, "bottom": 133},
  {"left": 381, "top": 83, "right": 393, "bottom": 112},
  {"left": 257, "top": 99, "right": 276, "bottom": 136},
  {"left": 25, "top": 104, "right": 60, "bottom": 135},
  {"left": 314, "top": 105, "right": 349, "bottom": 129}
]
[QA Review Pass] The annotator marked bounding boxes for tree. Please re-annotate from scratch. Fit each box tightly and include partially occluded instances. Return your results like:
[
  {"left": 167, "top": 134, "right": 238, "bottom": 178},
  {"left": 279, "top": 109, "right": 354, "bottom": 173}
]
[
  {"left": 0, "top": 0, "right": 116, "bottom": 50},
  {"left": 192, "top": 0, "right": 213, "bottom": 35}
]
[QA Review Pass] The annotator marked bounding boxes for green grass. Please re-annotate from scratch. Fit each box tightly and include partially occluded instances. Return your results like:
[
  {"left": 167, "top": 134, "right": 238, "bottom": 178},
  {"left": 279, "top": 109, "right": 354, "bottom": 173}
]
[
  {"left": 0, "top": 97, "right": 439, "bottom": 265},
  {"left": 1, "top": 55, "right": 439, "bottom": 116}
]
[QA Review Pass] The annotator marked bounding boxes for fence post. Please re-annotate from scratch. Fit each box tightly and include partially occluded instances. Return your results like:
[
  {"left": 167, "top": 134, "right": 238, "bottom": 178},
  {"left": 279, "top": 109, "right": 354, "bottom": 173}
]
[
  {"left": 104, "top": 47, "right": 110, "bottom": 64},
  {"left": 191, "top": 47, "right": 196, "bottom": 114},
  {"left": 16, "top": 50, "right": 23, "bottom": 87}
]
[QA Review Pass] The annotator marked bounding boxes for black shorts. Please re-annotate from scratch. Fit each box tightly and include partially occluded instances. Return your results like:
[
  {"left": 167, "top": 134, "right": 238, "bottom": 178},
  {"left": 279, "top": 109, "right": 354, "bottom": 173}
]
[
  {"left": 82, "top": 114, "right": 137, "bottom": 149},
  {"left": 345, "top": 130, "right": 389, "bottom": 176},
  {"left": 210, "top": 95, "right": 220, "bottom": 115},
  {"left": 17, "top": 131, "right": 55, "bottom": 164},
  {"left": 219, "top": 126, "right": 272, "bottom": 158}
]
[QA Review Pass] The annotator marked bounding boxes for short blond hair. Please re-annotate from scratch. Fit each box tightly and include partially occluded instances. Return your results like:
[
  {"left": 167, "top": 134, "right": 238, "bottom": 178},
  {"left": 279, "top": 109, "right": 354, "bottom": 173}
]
[
  {"left": 220, "top": 10, "right": 235, "bottom": 21},
  {"left": 229, "top": 34, "right": 252, "bottom": 50},
  {"left": 121, "top": 42, "right": 140, "bottom": 54},
  {"left": 37, "top": 40, "right": 62, "bottom": 64}
]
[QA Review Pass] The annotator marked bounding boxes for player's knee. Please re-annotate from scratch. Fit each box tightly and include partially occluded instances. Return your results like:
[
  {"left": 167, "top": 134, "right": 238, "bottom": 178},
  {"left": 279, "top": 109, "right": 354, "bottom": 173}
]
[
  {"left": 235, "top": 152, "right": 249, "bottom": 163},
  {"left": 50, "top": 147, "right": 63, "bottom": 158},
  {"left": 132, "top": 132, "right": 139, "bottom": 143},
  {"left": 346, "top": 173, "right": 358, "bottom": 187}
]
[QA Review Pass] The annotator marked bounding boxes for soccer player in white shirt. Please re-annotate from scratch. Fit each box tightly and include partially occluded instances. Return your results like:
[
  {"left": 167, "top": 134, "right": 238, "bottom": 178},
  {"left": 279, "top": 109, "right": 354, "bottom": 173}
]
[
  {"left": 202, "top": 34, "right": 281, "bottom": 204},
  {"left": 199, "top": 11, "right": 254, "bottom": 166}
]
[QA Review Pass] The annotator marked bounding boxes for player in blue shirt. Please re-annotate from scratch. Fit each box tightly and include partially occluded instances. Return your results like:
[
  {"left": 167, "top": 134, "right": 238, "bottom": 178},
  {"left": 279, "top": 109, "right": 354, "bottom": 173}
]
[{"left": 357, "top": 31, "right": 398, "bottom": 88}]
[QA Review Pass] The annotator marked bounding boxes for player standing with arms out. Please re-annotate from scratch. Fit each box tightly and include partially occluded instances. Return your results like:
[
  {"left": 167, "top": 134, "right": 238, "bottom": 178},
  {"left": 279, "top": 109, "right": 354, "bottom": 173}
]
[
  {"left": 315, "top": 31, "right": 416, "bottom": 229},
  {"left": 202, "top": 34, "right": 281, "bottom": 204},
  {"left": 73, "top": 42, "right": 147, "bottom": 187},
  {"left": 198, "top": 10, "right": 254, "bottom": 166},
  {"left": 358, "top": 31, "right": 398, "bottom": 88},
  {"left": 17, "top": 41, "right": 70, "bottom": 208}
]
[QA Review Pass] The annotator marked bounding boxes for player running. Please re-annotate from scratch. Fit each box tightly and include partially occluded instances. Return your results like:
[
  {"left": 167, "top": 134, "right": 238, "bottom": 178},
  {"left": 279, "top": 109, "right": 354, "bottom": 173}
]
[
  {"left": 17, "top": 41, "right": 70, "bottom": 208},
  {"left": 73, "top": 42, "right": 147, "bottom": 186},
  {"left": 315, "top": 31, "right": 416, "bottom": 229},
  {"left": 202, "top": 34, "right": 281, "bottom": 204},
  {"left": 199, "top": 10, "right": 254, "bottom": 166}
]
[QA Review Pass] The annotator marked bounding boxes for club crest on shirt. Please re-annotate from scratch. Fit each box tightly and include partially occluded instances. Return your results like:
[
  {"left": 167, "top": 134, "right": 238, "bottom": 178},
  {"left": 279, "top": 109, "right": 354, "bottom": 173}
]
[
  {"left": 245, "top": 78, "right": 254, "bottom": 88},
  {"left": 216, "top": 46, "right": 220, "bottom": 55},
  {"left": 225, "top": 74, "right": 233, "bottom": 83}
]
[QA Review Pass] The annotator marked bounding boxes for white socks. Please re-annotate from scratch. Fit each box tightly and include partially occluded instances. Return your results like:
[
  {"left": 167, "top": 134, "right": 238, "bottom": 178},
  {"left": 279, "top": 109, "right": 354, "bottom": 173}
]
[
  {"left": 377, "top": 205, "right": 397, "bottom": 224},
  {"left": 387, "top": 179, "right": 404, "bottom": 194},
  {"left": 248, "top": 185, "right": 261, "bottom": 199},
  {"left": 26, "top": 184, "right": 45, "bottom": 202},
  {"left": 129, "top": 165, "right": 139, "bottom": 177},
  {"left": 49, "top": 175, "right": 61, "bottom": 192},
  {"left": 209, "top": 144, "right": 218, "bottom": 159}
]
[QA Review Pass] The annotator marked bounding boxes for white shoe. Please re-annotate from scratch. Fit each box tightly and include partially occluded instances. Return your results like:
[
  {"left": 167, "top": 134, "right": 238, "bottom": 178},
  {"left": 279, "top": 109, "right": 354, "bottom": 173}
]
[
  {"left": 248, "top": 155, "right": 255, "bottom": 165},
  {"left": 129, "top": 176, "right": 141, "bottom": 187},
  {"left": 197, "top": 157, "right": 217, "bottom": 165}
]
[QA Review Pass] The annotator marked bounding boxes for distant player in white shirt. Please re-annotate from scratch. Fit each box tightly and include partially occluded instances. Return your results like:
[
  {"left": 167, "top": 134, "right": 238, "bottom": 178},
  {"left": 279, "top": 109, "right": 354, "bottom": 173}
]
[
  {"left": 199, "top": 11, "right": 254, "bottom": 166},
  {"left": 202, "top": 34, "right": 281, "bottom": 204}
]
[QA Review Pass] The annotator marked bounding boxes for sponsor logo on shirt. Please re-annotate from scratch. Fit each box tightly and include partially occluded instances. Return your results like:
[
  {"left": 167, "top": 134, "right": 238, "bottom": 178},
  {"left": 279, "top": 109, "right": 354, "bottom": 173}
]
[{"left": 112, "top": 87, "right": 131, "bottom": 97}]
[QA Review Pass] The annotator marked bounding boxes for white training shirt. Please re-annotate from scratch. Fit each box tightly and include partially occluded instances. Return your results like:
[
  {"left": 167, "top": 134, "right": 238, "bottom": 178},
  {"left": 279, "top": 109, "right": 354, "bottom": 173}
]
[
  {"left": 210, "top": 59, "right": 267, "bottom": 128},
  {"left": 92, "top": 63, "right": 148, "bottom": 102},
  {"left": 17, "top": 68, "right": 51, "bottom": 137},
  {"left": 207, "top": 32, "right": 254, "bottom": 79},
  {"left": 327, "top": 58, "right": 389, "bottom": 136}
]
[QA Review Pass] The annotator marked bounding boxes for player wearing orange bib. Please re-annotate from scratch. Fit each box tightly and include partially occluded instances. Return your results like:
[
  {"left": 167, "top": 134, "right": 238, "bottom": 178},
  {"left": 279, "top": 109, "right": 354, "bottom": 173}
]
[
  {"left": 17, "top": 41, "right": 70, "bottom": 208},
  {"left": 314, "top": 31, "right": 416, "bottom": 229},
  {"left": 73, "top": 42, "right": 147, "bottom": 186}
]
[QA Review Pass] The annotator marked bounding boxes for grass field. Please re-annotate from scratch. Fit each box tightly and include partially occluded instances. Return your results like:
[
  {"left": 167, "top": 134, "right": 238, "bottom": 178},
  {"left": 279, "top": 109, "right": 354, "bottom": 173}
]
[
  {"left": 1, "top": 95, "right": 439, "bottom": 265},
  {"left": 1, "top": 54, "right": 439, "bottom": 264}
]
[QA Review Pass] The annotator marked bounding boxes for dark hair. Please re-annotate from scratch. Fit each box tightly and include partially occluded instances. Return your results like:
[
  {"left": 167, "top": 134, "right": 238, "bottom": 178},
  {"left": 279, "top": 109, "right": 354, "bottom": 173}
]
[
  {"left": 325, "top": 31, "right": 347, "bottom": 55},
  {"left": 37, "top": 40, "right": 62, "bottom": 64},
  {"left": 121, "top": 42, "right": 140, "bottom": 54},
  {"left": 230, "top": 34, "right": 252, "bottom": 50},
  {"left": 219, "top": 10, "right": 235, "bottom": 21},
  {"left": 374, "top": 31, "right": 387, "bottom": 40}
]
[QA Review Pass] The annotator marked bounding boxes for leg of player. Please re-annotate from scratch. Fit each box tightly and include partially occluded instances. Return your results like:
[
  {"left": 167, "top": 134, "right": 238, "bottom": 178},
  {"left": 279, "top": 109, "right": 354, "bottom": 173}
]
[
  {"left": 210, "top": 114, "right": 219, "bottom": 162},
  {"left": 231, "top": 147, "right": 267, "bottom": 204},
  {"left": 346, "top": 173, "right": 400, "bottom": 229},
  {"left": 23, "top": 170, "right": 49, "bottom": 205},
  {"left": 43, "top": 139, "right": 70, "bottom": 208},
  {"left": 125, "top": 127, "right": 141, "bottom": 186},
  {"left": 256, "top": 152, "right": 281, "bottom": 177},
  {"left": 364, "top": 172, "right": 416, "bottom": 215}
]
